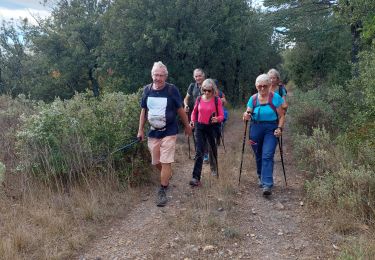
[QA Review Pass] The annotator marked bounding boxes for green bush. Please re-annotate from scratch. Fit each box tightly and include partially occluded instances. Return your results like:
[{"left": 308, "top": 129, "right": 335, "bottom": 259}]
[
  {"left": 16, "top": 90, "right": 148, "bottom": 184},
  {"left": 293, "top": 127, "right": 338, "bottom": 175},
  {"left": 305, "top": 166, "right": 375, "bottom": 223},
  {"left": 288, "top": 89, "right": 335, "bottom": 136}
]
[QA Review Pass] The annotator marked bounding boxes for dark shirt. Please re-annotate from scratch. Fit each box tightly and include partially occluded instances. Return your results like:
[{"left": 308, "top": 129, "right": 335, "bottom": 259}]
[{"left": 141, "top": 83, "right": 182, "bottom": 138}]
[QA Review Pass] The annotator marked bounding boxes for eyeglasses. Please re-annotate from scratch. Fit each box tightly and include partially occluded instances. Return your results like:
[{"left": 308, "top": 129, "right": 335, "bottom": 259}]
[
  {"left": 202, "top": 89, "right": 212, "bottom": 93},
  {"left": 257, "top": 85, "right": 269, "bottom": 89}
]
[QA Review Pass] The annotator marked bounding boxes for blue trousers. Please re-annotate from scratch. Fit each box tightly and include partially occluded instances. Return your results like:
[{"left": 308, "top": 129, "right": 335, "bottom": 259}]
[{"left": 249, "top": 122, "right": 278, "bottom": 188}]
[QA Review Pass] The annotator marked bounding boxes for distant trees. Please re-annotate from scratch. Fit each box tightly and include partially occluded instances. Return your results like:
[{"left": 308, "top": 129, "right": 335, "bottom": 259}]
[{"left": 0, "top": 0, "right": 279, "bottom": 104}]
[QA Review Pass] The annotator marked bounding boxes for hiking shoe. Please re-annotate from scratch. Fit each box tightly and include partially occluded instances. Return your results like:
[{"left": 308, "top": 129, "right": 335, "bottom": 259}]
[
  {"left": 156, "top": 188, "right": 167, "bottom": 207},
  {"left": 203, "top": 153, "right": 209, "bottom": 163},
  {"left": 189, "top": 178, "right": 201, "bottom": 187},
  {"left": 258, "top": 178, "right": 263, "bottom": 188},
  {"left": 211, "top": 170, "right": 218, "bottom": 177},
  {"left": 262, "top": 187, "right": 272, "bottom": 196}
]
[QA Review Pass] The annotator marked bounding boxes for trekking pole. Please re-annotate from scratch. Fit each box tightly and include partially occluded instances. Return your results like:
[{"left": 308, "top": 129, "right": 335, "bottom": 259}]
[
  {"left": 221, "top": 123, "right": 226, "bottom": 152},
  {"left": 186, "top": 111, "right": 192, "bottom": 159},
  {"left": 238, "top": 119, "right": 249, "bottom": 185},
  {"left": 278, "top": 136, "right": 287, "bottom": 186},
  {"left": 95, "top": 138, "right": 140, "bottom": 163}
]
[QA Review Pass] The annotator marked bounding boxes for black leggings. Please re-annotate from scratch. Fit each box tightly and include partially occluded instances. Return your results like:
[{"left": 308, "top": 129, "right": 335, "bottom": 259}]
[{"left": 192, "top": 123, "right": 218, "bottom": 180}]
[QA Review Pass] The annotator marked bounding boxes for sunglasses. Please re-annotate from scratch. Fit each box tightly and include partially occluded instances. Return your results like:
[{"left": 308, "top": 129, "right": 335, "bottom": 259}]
[
  {"left": 257, "top": 85, "right": 269, "bottom": 89},
  {"left": 202, "top": 89, "right": 213, "bottom": 93}
]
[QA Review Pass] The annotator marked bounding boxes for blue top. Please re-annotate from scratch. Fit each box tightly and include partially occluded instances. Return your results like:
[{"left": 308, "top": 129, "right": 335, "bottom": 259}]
[
  {"left": 141, "top": 83, "right": 182, "bottom": 138},
  {"left": 247, "top": 93, "right": 284, "bottom": 121}
]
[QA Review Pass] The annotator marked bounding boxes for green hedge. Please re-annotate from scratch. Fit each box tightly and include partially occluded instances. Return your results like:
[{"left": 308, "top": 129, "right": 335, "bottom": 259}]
[{"left": 16, "top": 90, "right": 148, "bottom": 183}]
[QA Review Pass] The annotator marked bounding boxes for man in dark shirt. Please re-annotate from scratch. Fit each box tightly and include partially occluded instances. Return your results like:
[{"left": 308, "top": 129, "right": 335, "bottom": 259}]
[{"left": 137, "top": 61, "right": 192, "bottom": 207}]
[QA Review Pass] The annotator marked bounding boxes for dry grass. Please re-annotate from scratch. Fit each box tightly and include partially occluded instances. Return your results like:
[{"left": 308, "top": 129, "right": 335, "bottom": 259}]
[{"left": 0, "top": 173, "right": 145, "bottom": 259}]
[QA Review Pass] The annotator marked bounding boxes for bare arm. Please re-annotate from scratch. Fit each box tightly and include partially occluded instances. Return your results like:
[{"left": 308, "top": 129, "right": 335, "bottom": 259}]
[
  {"left": 183, "top": 94, "right": 190, "bottom": 112},
  {"left": 137, "top": 108, "right": 147, "bottom": 141},
  {"left": 274, "top": 107, "right": 285, "bottom": 137}
]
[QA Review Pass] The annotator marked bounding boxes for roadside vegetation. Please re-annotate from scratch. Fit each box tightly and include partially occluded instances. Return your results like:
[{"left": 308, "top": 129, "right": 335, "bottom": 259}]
[{"left": 0, "top": 0, "right": 374, "bottom": 258}]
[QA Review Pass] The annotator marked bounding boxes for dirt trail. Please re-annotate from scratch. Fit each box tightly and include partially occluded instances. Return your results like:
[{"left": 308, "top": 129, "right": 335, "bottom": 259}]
[{"left": 80, "top": 112, "right": 340, "bottom": 260}]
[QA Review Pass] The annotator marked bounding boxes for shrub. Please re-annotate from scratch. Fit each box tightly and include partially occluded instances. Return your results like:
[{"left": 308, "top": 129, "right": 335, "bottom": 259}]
[
  {"left": 288, "top": 89, "right": 335, "bottom": 136},
  {"left": 16, "top": 90, "right": 149, "bottom": 185},
  {"left": 293, "top": 127, "right": 338, "bottom": 174}
]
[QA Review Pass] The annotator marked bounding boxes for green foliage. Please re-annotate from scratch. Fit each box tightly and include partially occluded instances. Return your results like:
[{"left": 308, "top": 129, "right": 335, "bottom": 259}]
[
  {"left": 293, "top": 127, "right": 337, "bottom": 175},
  {"left": 305, "top": 166, "right": 375, "bottom": 223},
  {"left": 288, "top": 89, "right": 335, "bottom": 135},
  {"left": 101, "top": 0, "right": 279, "bottom": 104},
  {"left": 16, "top": 90, "right": 146, "bottom": 183}
]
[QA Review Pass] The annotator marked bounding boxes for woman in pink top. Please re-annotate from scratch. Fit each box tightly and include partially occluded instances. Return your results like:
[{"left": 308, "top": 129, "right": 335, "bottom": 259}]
[{"left": 189, "top": 79, "right": 224, "bottom": 186}]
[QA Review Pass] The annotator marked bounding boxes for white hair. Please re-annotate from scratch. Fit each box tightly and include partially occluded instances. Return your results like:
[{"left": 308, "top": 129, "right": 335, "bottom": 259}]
[
  {"left": 193, "top": 68, "right": 205, "bottom": 77},
  {"left": 267, "top": 68, "right": 280, "bottom": 79},
  {"left": 151, "top": 61, "right": 168, "bottom": 76},
  {"left": 255, "top": 74, "right": 270, "bottom": 86},
  {"left": 202, "top": 78, "right": 217, "bottom": 95}
]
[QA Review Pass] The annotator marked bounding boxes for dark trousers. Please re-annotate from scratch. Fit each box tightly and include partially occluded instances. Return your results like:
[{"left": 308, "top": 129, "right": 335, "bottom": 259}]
[
  {"left": 249, "top": 122, "right": 278, "bottom": 188},
  {"left": 192, "top": 123, "right": 218, "bottom": 180}
]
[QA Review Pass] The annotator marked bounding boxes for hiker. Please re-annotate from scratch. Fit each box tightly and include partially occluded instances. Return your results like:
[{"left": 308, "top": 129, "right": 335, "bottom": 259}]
[
  {"left": 214, "top": 79, "right": 228, "bottom": 145},
  {"left": 268, "top": 68, "right": 288, "bottom": 112},
  {"left": 137, "top": 61, "right": 192, "bottom": 207},
  {"left": 242, "top": 74, "right": 285, "bottom": 196},
  {"left": 189, "top": 79, "right": 224, "bottom": 186},
  {"left": 183, "top": 68, "right": 210, "bottom": 163}
]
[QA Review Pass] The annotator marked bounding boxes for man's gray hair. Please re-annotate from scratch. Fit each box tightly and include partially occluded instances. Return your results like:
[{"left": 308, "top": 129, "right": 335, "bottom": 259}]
[
  {"left": 151, "top": 61, "right": 168, "bottom": 76},
  {"left": 193, "top": 68, "right": 205, "bottom": 77},
  {"left": 267, "top": 68, "right": 280, "bottom": 79},
  {"left": 255, "top": 74, "right": 270, "bottom": 86}
]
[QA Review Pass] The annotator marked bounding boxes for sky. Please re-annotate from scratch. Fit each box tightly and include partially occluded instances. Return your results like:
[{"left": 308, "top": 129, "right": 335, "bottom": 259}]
[{"left": 0, "top": 0, "right": 51, "bottom": 25}]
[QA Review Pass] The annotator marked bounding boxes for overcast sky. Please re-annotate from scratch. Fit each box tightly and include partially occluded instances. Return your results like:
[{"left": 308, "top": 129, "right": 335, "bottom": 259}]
[{"left": 0, "top": 0, "right": 51, "bottom": 24}]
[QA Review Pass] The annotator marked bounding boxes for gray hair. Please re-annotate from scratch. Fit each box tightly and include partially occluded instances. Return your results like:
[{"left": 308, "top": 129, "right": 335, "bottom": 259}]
[
  {"left": 193, "top": 68, "right": 205, "bottom": 77},
  {"left": 255, "top": 74, "right": 270, "bottom": 86},
  {"left": 151, "top": 61, "right": 168, "bottom": 76},
  {"left": 267, "top": 68, "right": 280, "bottom": 79},
  {"left": 202, "top": 78, "right": 217, "bottom": 95}
]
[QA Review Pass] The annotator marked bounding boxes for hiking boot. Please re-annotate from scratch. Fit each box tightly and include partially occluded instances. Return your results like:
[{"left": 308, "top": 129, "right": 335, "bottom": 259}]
[
  {"left": 262, "top": 187, "right": 272, "bottom": 196},
  {"left": 203, "top": 153, "right": 209, "bottom": 164},
  {"left": 156, "top": 188, "right": 167, "bottom": 207},
  {"left": 189, "top": 178, "right": 201, "bottom": 187},
  {"left": 211, "top": 170, "right": 217, "bottom": 177}
]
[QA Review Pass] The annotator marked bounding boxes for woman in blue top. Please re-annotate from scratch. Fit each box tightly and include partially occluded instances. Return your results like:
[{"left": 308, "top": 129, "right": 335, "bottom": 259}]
[{"left": 243, "top": 74, "right": 285, "bottom": 196}]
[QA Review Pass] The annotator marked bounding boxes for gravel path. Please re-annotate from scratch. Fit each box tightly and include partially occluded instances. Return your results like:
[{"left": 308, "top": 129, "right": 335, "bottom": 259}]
[{"left": 80, "top": 113, "right": 340, "bottom": 260}]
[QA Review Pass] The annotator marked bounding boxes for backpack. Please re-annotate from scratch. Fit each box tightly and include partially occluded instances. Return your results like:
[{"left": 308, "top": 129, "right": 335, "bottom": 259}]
[
  {"left": 251, "top": 92, "right": 278, "bottom": 121},
  {"left": 278, "top": 84, "right": 287, "bottom": 97}
]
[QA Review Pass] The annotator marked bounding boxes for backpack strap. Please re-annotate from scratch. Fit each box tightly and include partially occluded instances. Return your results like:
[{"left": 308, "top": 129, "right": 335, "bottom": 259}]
[
  {"left": 251, "top": 92, "right": 278, "bottom": 119},
  {"left": 268, "top": 92, "right": 277, "bottom": 116},
  {"left": 251, "top": 93, "right": 258, "bottom": 108}
]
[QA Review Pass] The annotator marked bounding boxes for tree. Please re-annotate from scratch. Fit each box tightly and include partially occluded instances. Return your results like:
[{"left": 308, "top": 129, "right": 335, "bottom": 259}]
[
  {"left": 100, "top": 0, "right": 278, "bottom": 104},
  {"left": 29, "top": 0, "right": 110, "bottom": 100}
]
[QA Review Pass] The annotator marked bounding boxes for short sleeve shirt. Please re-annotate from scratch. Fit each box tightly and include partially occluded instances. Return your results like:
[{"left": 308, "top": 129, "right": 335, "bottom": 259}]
[
  {"left": 141, "top": 83, "right": 182, "bottom": 138},
  {"left": 186, "top": 83, "right": 201, "bottom": 108},
  {"left": 247, "top": 93, "right": 284, "bottom": 121}
]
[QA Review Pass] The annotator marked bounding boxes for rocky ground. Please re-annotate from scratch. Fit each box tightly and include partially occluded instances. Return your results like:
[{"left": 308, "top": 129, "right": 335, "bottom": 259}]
[{"left": 79, "top": 113, "right": 343, "bottom": 260}]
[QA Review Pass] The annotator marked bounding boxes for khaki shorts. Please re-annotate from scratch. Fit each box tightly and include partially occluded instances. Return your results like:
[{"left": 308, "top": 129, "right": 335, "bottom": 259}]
[{"left": 147, "top": 135, "right": 177, "bottom": 165}]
